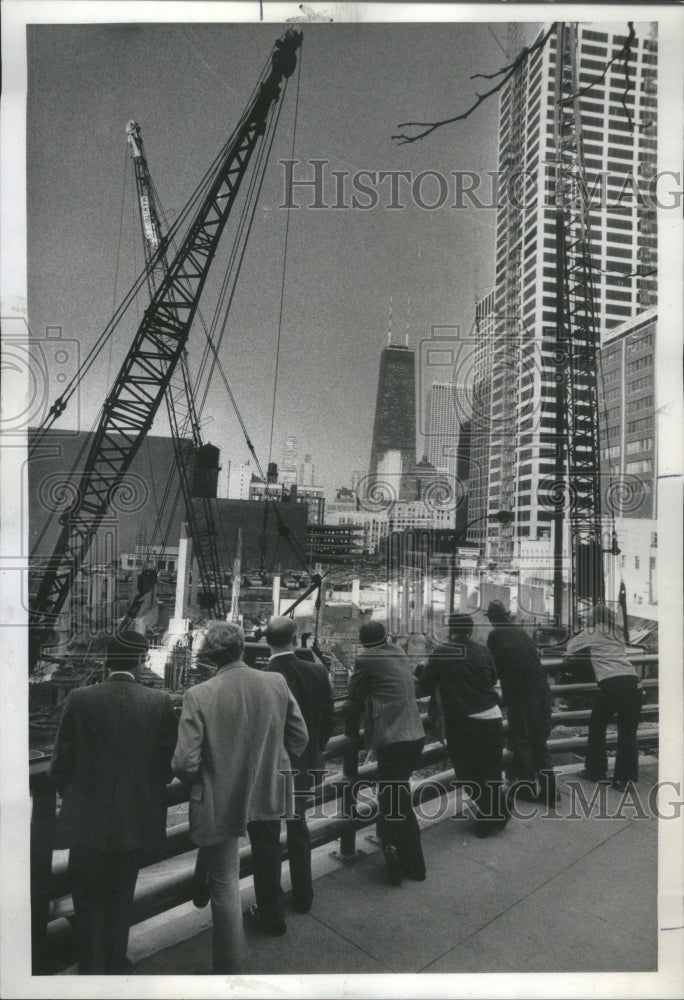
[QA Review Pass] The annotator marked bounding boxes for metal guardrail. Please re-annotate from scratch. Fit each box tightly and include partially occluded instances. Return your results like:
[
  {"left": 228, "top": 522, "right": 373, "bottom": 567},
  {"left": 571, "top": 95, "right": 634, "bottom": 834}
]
[{"left": 30, "top": 656, "right": 659, "bottom": 972}]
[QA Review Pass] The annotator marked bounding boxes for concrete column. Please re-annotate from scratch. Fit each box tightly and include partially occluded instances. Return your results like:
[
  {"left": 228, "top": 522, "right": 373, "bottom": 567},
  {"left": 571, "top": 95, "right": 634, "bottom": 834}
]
[
  {"left": 272, "top": 574, "right": 281, "bottom": 617},
  {"left": 174, "top": 523, "right": 193, "bottom": 621},
  {"left": 229, "top": 528, "right": 243, "bottom": 622}
]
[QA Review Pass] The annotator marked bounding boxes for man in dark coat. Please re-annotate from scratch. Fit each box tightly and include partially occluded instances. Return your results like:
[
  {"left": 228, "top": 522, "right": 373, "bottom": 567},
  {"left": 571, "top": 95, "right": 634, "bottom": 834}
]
[
  {"left": 246, "top": 616, "right": 335, "bottom": 934},
  {"left": 485, "top": 600, "right": 557, "bottom": 804},
  {"left": 50, "top": 631, "right": 177, "bottom": 974},
  {"left": 347, "top": 620, "right": 427, "bottom": 884},
  {"left": 416, "top": 614, "right": 509, "bottom": 838}
]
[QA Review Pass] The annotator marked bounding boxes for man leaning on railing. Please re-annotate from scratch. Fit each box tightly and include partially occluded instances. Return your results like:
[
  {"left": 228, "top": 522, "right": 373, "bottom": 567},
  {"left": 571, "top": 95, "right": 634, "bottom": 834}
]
[
  {"left": 346, "top": 620, "right": 427, "bottom": 886},
  {"left": 49, "top": 630, "right": 177, "bottom": 975},
  {"left": 172, "top": 622, "right": 308, "bottom": 974},
  {"left": 564, "top": 604, "right": 644, "bottom": 792}
]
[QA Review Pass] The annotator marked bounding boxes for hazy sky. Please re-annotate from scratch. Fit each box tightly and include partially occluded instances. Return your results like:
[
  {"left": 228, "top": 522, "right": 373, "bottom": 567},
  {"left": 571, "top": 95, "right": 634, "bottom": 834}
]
[{"left": 27, "top": 18, "right": 536, "bottom": 498}]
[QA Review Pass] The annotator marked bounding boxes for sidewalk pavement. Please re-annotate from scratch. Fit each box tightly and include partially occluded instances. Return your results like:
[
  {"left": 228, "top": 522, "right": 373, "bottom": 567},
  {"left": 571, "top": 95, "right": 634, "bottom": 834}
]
[{"left": 130, "top": 763, "right": 658, "bottom": 976}]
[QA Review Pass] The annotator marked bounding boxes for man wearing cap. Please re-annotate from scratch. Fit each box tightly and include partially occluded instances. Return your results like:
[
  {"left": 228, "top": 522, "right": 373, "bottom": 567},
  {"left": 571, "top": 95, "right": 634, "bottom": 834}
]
[
  {"left": 246, "top": 616, "right": 335, "bottom": 932},
  {"left": 172, "top": 622, "right": 308, "bottom": 970},
  {"left": 416, "top": 614, "right": 509, "bottom": 838},
  {"left": 347, "top": 620, "right": 426, "bottom": 885},
  {"left": 50, "top": 630, "right": 178, "bottom": 974},
  {"left": 485, "top": 600, "right": 557, "bottom": 804}
]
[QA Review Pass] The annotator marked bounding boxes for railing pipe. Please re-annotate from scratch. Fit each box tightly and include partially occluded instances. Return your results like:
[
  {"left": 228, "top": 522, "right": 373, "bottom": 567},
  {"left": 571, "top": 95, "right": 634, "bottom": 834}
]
[{"left": 337, "top": 701, "right": 362, "bottom": 860}]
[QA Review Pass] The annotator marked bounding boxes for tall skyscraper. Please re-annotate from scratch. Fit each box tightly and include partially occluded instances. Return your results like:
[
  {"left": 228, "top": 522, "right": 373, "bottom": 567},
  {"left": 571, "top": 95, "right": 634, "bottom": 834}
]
[
  {"left": 470, "top": 22, "right": 657, "bottom": 559},
  {"left": 369, "top": 343, "right": 416, "bottom": 496}
]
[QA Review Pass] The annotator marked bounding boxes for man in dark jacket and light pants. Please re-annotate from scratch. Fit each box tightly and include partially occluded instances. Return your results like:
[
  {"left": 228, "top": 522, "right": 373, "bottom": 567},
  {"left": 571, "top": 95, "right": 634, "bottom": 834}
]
[
  {"left": 417, "top": 614, "right": 509, "bottom": 838},
  {"left": 50, "top": 631, "right": 178, "bottom": 974}
]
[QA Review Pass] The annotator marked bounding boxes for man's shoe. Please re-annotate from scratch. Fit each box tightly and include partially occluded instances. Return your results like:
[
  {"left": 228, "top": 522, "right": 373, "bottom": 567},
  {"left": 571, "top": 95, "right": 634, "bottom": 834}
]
[
  {"left": 578, "top": 769, "right": 609, "bottom": 782},
  {"left": 382, "top": 845, "right": 404, "bottom": 885},
  {"left": 291, "top": 897, "right": 312, "bottom": 914},
  {"left": 403, "top": 869, "right": 427, "bottom": 881},
  {"left": 243, "top": 903, "right": 286, "bottom": 936},
  {"left": 192, "top": 874, "right": 211, "bottom": 909}
]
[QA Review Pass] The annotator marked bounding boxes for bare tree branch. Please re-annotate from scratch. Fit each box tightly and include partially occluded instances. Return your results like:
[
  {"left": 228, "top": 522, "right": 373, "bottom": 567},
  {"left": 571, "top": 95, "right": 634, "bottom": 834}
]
[
  {"left": 392, "top": 26, "right": 554, "bottom": 144},
  {"left": 393, "top": 22, "right": 647, "bottom": 145},
  {"left": 561, "top": 22, "right": 635, "bottom": 110}
]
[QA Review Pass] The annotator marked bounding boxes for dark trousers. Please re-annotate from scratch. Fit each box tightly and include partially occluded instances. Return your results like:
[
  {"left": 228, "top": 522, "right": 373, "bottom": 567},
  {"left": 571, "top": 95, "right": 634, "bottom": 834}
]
[
  {"left": 375, "top": 738, "right": 426, "bottom": 878},
  {"left": 586, "top": 677, "right": 643, "bottom": 782},
  {"left": 506, "top": 691, "right": 555, "bottom": 794},
  {"left": 446, "top": 717, "right": 508, "bottom": 831},
  {"left": 68, "top": 846, "right": 143, "bottom": 974},
  {"left": 247, "top": 795, "right": 314, "bottom": 929}
]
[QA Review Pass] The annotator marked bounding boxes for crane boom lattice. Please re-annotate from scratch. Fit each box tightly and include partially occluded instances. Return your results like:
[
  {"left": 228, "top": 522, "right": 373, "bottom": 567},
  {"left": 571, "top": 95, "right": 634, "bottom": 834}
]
[{"left": 552, "top": 22, "right": 604, "bottom": 630}]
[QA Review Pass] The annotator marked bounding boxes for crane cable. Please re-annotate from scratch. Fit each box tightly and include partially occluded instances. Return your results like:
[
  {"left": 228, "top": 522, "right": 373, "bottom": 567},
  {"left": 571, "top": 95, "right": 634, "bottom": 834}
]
[
  {"left": 268, "top": 41, "right": 303, "bottom": 468},
  {"left": 262, "top": 45, "right": 305, "bottom": 574}
]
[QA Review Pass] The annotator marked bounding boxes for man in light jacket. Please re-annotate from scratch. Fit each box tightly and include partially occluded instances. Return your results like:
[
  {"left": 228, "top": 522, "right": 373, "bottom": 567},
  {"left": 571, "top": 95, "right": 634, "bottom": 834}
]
[
  {"left": 564, "top": 604, "right": 643, "bottom": 790},
  {"left": 172, "top": 622, "right": 308, "bottom": 974},
  {"left": 347, "top": 620, "right": 426, "bottom": 885}
]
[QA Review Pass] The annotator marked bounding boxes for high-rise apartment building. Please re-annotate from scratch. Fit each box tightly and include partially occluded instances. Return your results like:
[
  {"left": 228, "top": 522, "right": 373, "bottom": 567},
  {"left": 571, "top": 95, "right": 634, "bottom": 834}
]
[
  {"left": 281, "top": 435, "right": 298, "bottom": 488},
  {"left": 227, "top": 460, "right": 253, "bottom": 500},
  {"left": 298, "top": 453, "right": 315, "bottom": 487},
  {"left": 471, "top": 22, "right": 657, "bottom": 558},
  {"left": 598, "top": 308, "right": 656, "bottom": 519},
  {"left": 468, "top": 290, "right": 497, "bottom": 535},
  {"left": 369, "top": 343, "right": 416, "bottom": 496},
  {"left": 426, "top": 383, "right": 469, "bottom": 483}
]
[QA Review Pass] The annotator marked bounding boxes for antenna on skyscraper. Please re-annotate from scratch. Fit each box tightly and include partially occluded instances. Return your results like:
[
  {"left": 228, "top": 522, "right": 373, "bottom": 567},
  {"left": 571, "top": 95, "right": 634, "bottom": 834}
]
[
  {"left": 388, "top": 295, "right": 393, "bottom": 345},
  {"left": 405, "top": 297, "right": 411, "bottom": 347}
]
